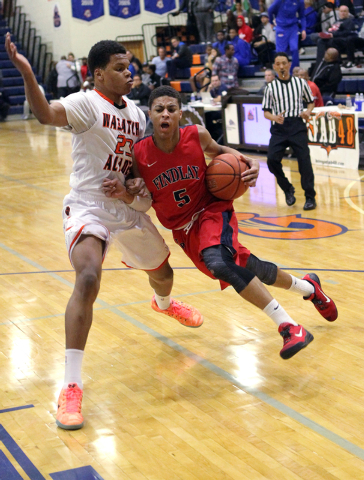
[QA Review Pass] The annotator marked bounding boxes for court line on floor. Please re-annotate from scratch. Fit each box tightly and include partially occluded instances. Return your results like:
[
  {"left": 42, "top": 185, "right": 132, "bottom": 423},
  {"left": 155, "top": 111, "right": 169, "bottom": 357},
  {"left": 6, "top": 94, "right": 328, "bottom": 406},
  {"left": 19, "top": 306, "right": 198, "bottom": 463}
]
[
  {"left": 343, "top": 174, "right": 364, "bottom": 215},
  {"left": 1, "top": 241, "right": 364, "bottom": 461},
  {"left": 0, "top": 405, "right": 34, "bottom": 414}
]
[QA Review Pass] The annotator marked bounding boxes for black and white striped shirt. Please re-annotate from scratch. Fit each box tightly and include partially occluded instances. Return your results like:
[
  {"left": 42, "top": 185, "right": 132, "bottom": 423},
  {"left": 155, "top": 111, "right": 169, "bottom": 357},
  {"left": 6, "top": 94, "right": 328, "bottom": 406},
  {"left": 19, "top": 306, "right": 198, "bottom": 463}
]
[{"left": 262, "top": 76, "right": 314, "bottom": 118}]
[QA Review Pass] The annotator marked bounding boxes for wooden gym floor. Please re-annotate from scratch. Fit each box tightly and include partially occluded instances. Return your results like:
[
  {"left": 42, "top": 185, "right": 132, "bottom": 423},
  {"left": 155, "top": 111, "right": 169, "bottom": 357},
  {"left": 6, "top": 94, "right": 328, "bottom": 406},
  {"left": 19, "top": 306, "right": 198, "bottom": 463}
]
[{"left": 0, "top": 119, "right": 363, "bottom": 480}]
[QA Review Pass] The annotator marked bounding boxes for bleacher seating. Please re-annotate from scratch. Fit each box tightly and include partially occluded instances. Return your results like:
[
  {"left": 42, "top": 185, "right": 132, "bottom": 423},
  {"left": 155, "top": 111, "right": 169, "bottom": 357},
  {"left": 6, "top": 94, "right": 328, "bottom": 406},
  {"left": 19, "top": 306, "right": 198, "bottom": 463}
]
[{"left": 0, "top": 18, "right": 51, "bottom": 116}]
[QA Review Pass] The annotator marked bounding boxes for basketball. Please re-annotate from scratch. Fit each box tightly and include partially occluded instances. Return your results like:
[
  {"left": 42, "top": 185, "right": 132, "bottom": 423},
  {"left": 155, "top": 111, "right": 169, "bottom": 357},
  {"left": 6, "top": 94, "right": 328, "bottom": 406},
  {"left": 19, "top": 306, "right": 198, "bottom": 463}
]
[{"left": 205, "top": 153, "right": 249, "bottom": 200}]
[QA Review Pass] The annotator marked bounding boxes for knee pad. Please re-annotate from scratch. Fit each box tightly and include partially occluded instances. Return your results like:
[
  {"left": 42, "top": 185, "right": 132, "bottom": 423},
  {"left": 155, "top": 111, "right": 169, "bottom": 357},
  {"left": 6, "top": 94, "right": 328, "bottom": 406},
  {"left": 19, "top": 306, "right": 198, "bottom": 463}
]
[
  {"left": 246, "top": 253, "right": 278, "bottom": 285},
  {"left": 202, "top": 245, "right": 255, "bottom": 293}
]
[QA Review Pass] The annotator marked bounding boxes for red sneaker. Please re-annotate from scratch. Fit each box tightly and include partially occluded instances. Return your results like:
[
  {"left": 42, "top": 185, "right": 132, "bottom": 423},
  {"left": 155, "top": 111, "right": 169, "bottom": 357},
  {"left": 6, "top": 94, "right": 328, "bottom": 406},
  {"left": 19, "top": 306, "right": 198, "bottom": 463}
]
[
  {"left": 279, "top": 323, "right": 314, "bottom": 359},
  {"left": 56, "top": 383, "right": 84, "bottom": 430},
  {"left": 302, "top": 273, "right": 338, "bottom": 322},
  {"left": 151, "top": 296, "right": 203, "bottom": 327}
]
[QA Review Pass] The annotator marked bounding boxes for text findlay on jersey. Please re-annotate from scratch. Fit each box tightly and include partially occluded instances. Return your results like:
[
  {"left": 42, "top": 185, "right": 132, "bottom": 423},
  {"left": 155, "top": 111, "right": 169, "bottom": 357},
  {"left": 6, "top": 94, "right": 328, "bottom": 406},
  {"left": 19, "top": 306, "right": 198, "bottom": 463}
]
[{"left": 152, "top": 166, "right": 200, "bottom": 190}]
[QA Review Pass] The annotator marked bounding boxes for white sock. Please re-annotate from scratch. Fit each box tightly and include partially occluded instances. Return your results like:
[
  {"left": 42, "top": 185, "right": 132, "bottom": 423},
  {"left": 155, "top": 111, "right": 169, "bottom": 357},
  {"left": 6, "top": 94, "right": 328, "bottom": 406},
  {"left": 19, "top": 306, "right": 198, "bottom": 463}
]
[
  {"left": 263, "top": 299, "right": 298, "bottom": 327},
  {"left": 64, "top": 349, "right": 84, "bottom": 389},
  {"left": 288, "top": 274, "right": 314, "bottom": 297},
  {"left": 154, "top": 291, "right": 171, "bottom": 310}
]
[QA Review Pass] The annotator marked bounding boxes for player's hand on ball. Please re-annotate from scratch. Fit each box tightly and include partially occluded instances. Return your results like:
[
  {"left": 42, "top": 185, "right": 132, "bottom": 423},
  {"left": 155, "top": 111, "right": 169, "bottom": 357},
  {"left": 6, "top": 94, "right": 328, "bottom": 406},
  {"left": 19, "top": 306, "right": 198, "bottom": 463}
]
[
  {"left": 125, "top": 177, "right": 148, "bottom": 197},
  {"left": 240, "top": 155, "right": 259, "bottom": 187}
]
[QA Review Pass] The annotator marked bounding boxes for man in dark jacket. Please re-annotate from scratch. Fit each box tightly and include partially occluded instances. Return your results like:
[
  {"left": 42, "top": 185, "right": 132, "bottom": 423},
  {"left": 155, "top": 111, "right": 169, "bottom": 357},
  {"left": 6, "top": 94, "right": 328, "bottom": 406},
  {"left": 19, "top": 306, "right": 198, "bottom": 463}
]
[
  {"left": 127, "top": 74, "right": 150, "bottom": 106},
  {"left": 193, "top": 0, "right": 217, "bottom": 44},
  {"left": 314, "top": 5, "right": 356, "bottom": 68},
  {"left": 311, "top": 48, "right": 342, "bottom": 96},
  {"left": 167, "top": 36, "right": 193, "bottom": 80}
]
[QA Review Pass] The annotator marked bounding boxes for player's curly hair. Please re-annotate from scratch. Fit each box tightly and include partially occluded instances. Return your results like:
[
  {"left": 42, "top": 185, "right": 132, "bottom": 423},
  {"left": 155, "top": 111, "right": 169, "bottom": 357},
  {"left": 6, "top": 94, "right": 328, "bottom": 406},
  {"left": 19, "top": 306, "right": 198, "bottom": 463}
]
[
  {"left": 148, "top": 86, "right": 182, "bottom": 109},
  {"left": 88, "top": 40, "right": 126, "bottom": 76}
]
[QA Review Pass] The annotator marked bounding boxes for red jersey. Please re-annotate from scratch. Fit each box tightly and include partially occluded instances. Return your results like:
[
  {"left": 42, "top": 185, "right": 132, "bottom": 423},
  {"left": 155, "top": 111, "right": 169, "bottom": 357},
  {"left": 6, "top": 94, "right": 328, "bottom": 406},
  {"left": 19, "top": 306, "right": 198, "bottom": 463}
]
[
  {"left": 134, "top": 125, "right": 231, "bottom": 230},
  {"left": 308, "top": 80, "right": 324, "bottom": 108}
]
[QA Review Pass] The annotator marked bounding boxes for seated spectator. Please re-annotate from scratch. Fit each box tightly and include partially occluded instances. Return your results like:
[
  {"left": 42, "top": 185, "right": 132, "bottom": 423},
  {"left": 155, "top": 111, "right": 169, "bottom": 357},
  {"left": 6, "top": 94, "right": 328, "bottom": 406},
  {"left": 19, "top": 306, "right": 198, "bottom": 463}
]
[
  {"left": 292, "top": 66, "right": 301, "bottom": 76},
  {"left": 80, "top": 57, "right": 89, "bottom": 82},
  {"left": 208, "top": 74, "right": 228, "bottom": 102},
  {"left": 56, "top": 55, "right": 79, "bottom": 98},
  {"left": 231, "top": 0, "right": 246, "bottom": 18},
  {"left": 257, "top": 68, "right": 276, "bottom": 94},
  {"left": 189, "top": 45, "right": 221, "bottom": 94},
  {"left": 0, "top": 88, "right": 10, "bottom": 121},
  {"left": 167, "top": 36, "right": 193, "bottom": 80},
  {"left": 313, "top": 5, "right": 356, "bottom": 69},
  {"left": 311, "top": 47, "right": 342, "bottom": 96},
  {"left": 213, "top": 30, "right": 229, "bottom": 55},
  {"left": 227, "top": 9, "right": 238, "bottom": 31},
  {"left": 141, "top": 62, "right": 151, "bottom": 85},
  {"left": 127, "top": 74, "right": 150, "bottom": 106},
  {"left": 126, "top": 50, "right": 142, "bottom": 78},
  {"left": 151, "top": 47, "right": 169, "bottom": 78},
  {"left": 146, "top": 64, "right": 162, "bottom": 90},
  {"left": 212, "top": 44, "right": 239, "bottom": 89},
  {"left": 229, "top": 28, "right": 252, "bottom": 67},
  {"left": 252, "top": 12, "right": 276, "bottom": 67},
  {"left": 298, "top": 68, "right": 324, "bottom": 107},
  {"left": 237, "top": 15, "right": 253, "bottom": 43},
  {"left": 319, "top": 2, "right": 337, "bottom": 34}
]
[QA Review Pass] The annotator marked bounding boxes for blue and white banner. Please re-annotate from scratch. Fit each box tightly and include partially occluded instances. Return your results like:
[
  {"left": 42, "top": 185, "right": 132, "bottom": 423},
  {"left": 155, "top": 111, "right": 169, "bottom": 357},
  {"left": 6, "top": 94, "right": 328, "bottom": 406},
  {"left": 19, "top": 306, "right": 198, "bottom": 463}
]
[
  {"left": 109, "top": 0, "right": 140, "bottom": 18},
  {"left": 144, "top": 0, "right": 176, "bottom": 15},
  {"left": 71, "top": 0, "right": 104, "bottom": 22},
  {"left": 215, "top": 0, "right": 234, "bottom": 12}
]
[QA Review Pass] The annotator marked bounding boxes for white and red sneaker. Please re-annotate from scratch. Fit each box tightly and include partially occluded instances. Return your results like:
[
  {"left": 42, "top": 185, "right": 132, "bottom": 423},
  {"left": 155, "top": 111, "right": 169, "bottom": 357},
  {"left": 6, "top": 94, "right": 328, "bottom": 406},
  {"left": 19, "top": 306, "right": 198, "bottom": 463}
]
[
  {"left": 56, "top": 383, "right": 84, "bottom": 430},
  {"left": 151, "top": 296, "right": 203, "bottom": 327},
  {"left": 302, "top": 273, "right": 338, "bottom": 322},
  {"left": 279, "top": 323, "right": 314, "bottom": 359}
]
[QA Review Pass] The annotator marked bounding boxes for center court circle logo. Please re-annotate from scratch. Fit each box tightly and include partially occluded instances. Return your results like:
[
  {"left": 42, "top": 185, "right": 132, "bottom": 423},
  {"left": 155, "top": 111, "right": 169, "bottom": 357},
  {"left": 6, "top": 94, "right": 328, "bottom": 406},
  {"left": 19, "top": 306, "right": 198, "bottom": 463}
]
[{"left": 236, "top": 213, "right": 348, "bottom": 240}]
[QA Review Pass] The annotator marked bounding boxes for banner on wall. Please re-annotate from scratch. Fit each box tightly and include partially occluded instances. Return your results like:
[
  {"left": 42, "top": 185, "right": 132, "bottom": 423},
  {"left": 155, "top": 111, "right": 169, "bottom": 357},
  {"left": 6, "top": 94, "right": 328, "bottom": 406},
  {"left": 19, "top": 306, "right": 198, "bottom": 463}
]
[
  {"left": 144, "top": 0, "right": 176, "bottom": 15},
  {"left": 71, "top": 0, "right": 104, "bottom": 22},
  {"left": 53, "top": 3, "right": 61, "bottom": 27},
  {"left": 109, "top": 0, "right": 140, "bottom": 18}
]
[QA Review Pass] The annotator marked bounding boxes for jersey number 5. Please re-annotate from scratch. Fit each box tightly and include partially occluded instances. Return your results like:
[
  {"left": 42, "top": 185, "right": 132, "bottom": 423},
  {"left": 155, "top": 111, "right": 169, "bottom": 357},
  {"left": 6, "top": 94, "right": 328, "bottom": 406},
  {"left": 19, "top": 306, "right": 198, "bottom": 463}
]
[{"left": 173, "top": 189, "right": 191, "bottom": 208}]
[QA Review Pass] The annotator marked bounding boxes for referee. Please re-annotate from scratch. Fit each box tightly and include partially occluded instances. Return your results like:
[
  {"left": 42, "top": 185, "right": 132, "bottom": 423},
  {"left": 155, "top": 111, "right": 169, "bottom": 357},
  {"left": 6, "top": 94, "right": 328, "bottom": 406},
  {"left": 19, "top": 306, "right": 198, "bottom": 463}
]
[{"left": 262, "top": 52, "right": 316, "bottom": 211}]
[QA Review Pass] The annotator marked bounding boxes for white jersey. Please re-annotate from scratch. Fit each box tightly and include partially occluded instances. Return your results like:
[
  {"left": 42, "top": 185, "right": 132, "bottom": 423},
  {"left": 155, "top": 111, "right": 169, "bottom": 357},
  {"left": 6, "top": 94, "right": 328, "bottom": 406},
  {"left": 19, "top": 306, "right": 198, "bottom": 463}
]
[{"left": 60, "top": 89, "right": 146, "bottom": 198}]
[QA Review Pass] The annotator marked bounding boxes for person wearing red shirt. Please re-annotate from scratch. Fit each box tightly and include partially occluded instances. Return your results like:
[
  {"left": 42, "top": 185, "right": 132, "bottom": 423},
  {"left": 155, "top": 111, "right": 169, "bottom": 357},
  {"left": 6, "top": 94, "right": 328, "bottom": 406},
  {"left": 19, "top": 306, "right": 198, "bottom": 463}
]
[
  {"left": 237, "top": 15, "right": 253, "bottom": 43},
  {"left": 103, "top": 86, "right": 338, "bottom": 360},
  {"left": 298, "top": 68, "right": 324, "bottom": 107}
]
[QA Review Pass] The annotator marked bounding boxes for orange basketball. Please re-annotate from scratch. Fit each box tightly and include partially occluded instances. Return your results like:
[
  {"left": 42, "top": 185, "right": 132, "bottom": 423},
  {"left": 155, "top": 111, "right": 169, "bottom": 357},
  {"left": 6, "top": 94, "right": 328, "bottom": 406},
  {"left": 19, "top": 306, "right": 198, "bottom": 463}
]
[{"left": 205, "top": 153, "right": 249, "bottom": 200}]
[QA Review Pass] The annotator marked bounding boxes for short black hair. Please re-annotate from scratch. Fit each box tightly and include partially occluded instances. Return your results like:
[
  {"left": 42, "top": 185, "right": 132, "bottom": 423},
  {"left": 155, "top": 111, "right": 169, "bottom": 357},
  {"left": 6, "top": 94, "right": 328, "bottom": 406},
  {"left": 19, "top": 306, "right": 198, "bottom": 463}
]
[
  {"left": 224, "top": 43, "right": 233, "bottom": 51},
  {"left": 148, "top": 63, "right": 156, "bottom": 73},
  {"left": 274, "top": 51, "right": 290, "bottom": 61},
  {"left": 148, "top": 86, "right": 182, "bottom": 109},
  {"left": 88, "top": 40, "right": 126, "bottom": 76}
]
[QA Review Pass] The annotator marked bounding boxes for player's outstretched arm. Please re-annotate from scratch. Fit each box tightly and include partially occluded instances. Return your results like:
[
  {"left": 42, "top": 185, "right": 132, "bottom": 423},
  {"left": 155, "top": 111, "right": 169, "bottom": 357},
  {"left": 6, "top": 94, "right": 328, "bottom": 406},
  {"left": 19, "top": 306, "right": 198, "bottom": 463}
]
[
  {"left": 197, "top": 124, "right": 260, "bottom": 187},
  {"left": 5, "top": 32, "right": 68, "bottom": 127}
]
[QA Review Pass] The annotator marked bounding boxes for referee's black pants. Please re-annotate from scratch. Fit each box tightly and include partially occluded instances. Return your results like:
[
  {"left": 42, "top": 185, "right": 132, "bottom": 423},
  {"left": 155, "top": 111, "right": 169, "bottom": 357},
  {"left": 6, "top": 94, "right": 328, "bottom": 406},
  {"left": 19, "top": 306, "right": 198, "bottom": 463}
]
[{"left": 267, "top": 117, "right": 316, "bottom": 200}]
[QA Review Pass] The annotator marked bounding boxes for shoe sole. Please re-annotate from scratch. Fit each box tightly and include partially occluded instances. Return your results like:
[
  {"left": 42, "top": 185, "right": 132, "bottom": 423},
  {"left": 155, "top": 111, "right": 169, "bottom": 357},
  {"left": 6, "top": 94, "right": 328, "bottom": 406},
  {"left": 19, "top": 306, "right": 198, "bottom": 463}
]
[
  {"left": 56, "top": 419, "right": 84, "bottom": 430},
  {"left": 280, "top": 331, "right": 314, "bottom": 360}
]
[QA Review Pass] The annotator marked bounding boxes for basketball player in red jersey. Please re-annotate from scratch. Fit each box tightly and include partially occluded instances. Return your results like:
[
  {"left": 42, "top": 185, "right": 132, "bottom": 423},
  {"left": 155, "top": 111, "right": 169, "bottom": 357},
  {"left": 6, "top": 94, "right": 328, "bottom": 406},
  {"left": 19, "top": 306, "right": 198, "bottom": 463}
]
[
  {"left": 5, "top": 36, "right": 203, "bottom": 430},
  {"left": 103, "top": 86, "right": 338, "bottom": 361}
]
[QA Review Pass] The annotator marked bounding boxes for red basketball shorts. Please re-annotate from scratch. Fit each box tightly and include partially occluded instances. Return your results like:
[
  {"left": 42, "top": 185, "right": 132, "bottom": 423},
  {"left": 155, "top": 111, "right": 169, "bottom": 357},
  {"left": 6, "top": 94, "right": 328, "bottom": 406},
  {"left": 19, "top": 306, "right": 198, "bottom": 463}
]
[{"left": 172, "top": 202, "right": 251, "bottom": 290}]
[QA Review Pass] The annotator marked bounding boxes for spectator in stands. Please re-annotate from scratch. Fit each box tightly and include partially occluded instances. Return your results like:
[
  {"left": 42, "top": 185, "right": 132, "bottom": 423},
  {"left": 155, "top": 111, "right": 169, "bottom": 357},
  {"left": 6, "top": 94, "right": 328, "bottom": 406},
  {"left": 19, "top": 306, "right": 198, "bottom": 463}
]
[
  {"left": 167, "top": 36, "right": 193, "bottom": 81},
  {"left": 229, "top": 28, "right": 252, "bottom": 67},
  {"left": 311, "top": 47, "right": 342, "bottom": 96},
  {"left": 346, "top": 21, "right": 364, "bottom": 67},
  {"left": 304, "top": 0, "right": 318, "bottom": 37},
  {"left": 213, "top": 30, "right": 229, "bottom": 55},
  {"left": 0, "top": 89, "right": 10, "bottom": 121},
  {"left": 151, "top": 47, "right": 169, "bottom": 78},
  {"left": 189, "top": 45, "right": 220, "bottom": 94},
  {"left": 237, "top": 15, "right": 253, "bottom": 42},
  {"left": 268, "top": 0, "right": 306, "bottom": 71},
  {"left": 252, "top": 12, "right": 276, "bottom": 68},
  {"left": 340, "top": 0, "right": 356, "bottom": 17},
  {"left": 127, "top": 74, "right": 151, "bottom": 106},
  {"left": 292, "top": 66, "right": 301, "bottom": 76},
  {"left": 80, "top": 57, "right": 89, "bottom": 82},
  {"left": 298, "top": 68, "right": 324, "bottom": 106},
  {"left": 146, "top": 64, "right": 162, "bottom": 90},
  {"left": 227, "top": 10, "right": 238, "bottom": 31},
  {"left": 56, "top": 55, "right": 79, "bottom": 98},
  {"left": 314, "top": 5, "right": 356, "bottom": 69},
  {"left": 319, "top": 2, "right": 337, "bottom": 34},
  {"left": 193, "top": 0, "right": 217, "bottom": 44},
  {"left": 126, "top": 50, "right": 142, "bottom": 78},
  {"left": 258, "top": 68, "right": 276, "bottom": 93},
  {"left": 46, "top": 61, "right": 58, "bottom": 99},
  {"left": 208, "top": 74, "right": 228, "bottom": 102},
  {"left": 212, "top": 43, "right": 239, "bottom": 89},
  {"left": 173, "top": 0, "right": 200, "bottom": 43},
  {"left": 141, "top": 63, "right": 151, "bottom": 85},
  {"left": 231, "top": 0, "right": 246, "bottom": 18}
]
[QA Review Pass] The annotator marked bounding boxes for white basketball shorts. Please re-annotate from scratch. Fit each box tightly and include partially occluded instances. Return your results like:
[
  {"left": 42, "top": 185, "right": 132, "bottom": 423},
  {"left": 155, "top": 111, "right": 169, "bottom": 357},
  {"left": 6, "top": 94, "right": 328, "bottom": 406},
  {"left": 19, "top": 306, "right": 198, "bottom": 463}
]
[{"left": 62, "top": 191, "right": 170, "bottom": 270}]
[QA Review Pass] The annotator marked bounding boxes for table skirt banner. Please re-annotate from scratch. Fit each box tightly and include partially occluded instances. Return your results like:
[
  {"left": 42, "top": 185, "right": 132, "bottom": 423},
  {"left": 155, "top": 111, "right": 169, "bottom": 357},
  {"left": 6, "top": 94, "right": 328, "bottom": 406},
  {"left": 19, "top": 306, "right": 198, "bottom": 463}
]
[
  {"left": 307, "top": 112, "right": 359, "bottom": 169},
  {"left": 71, "top": 0, "right": 104, "bottom": 21},
  {"left": 109, "top": 0, "right": 140, "bottom": 18},
  {"left": 144, "top": 0, "right": 176, "bottom": 15}
]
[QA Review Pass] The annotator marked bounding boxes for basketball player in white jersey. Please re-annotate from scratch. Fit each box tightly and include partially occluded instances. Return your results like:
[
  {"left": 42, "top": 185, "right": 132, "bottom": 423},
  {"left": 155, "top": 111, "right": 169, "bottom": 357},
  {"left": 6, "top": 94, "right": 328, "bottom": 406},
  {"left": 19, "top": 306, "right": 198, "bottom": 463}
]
[{"left": 5, "top": 34, "right": 203, "bottom": 430}]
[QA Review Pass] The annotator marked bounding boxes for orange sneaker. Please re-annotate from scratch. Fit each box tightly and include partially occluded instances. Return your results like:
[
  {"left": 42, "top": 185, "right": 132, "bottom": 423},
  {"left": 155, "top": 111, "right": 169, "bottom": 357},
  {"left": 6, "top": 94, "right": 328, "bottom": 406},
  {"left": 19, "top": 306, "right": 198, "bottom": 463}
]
[
  {"left": 151, "top": 296, "right": 203, "bottom": 327},
  {"left": 56, "top": 383, "right": 84, "bottom": 430}
]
